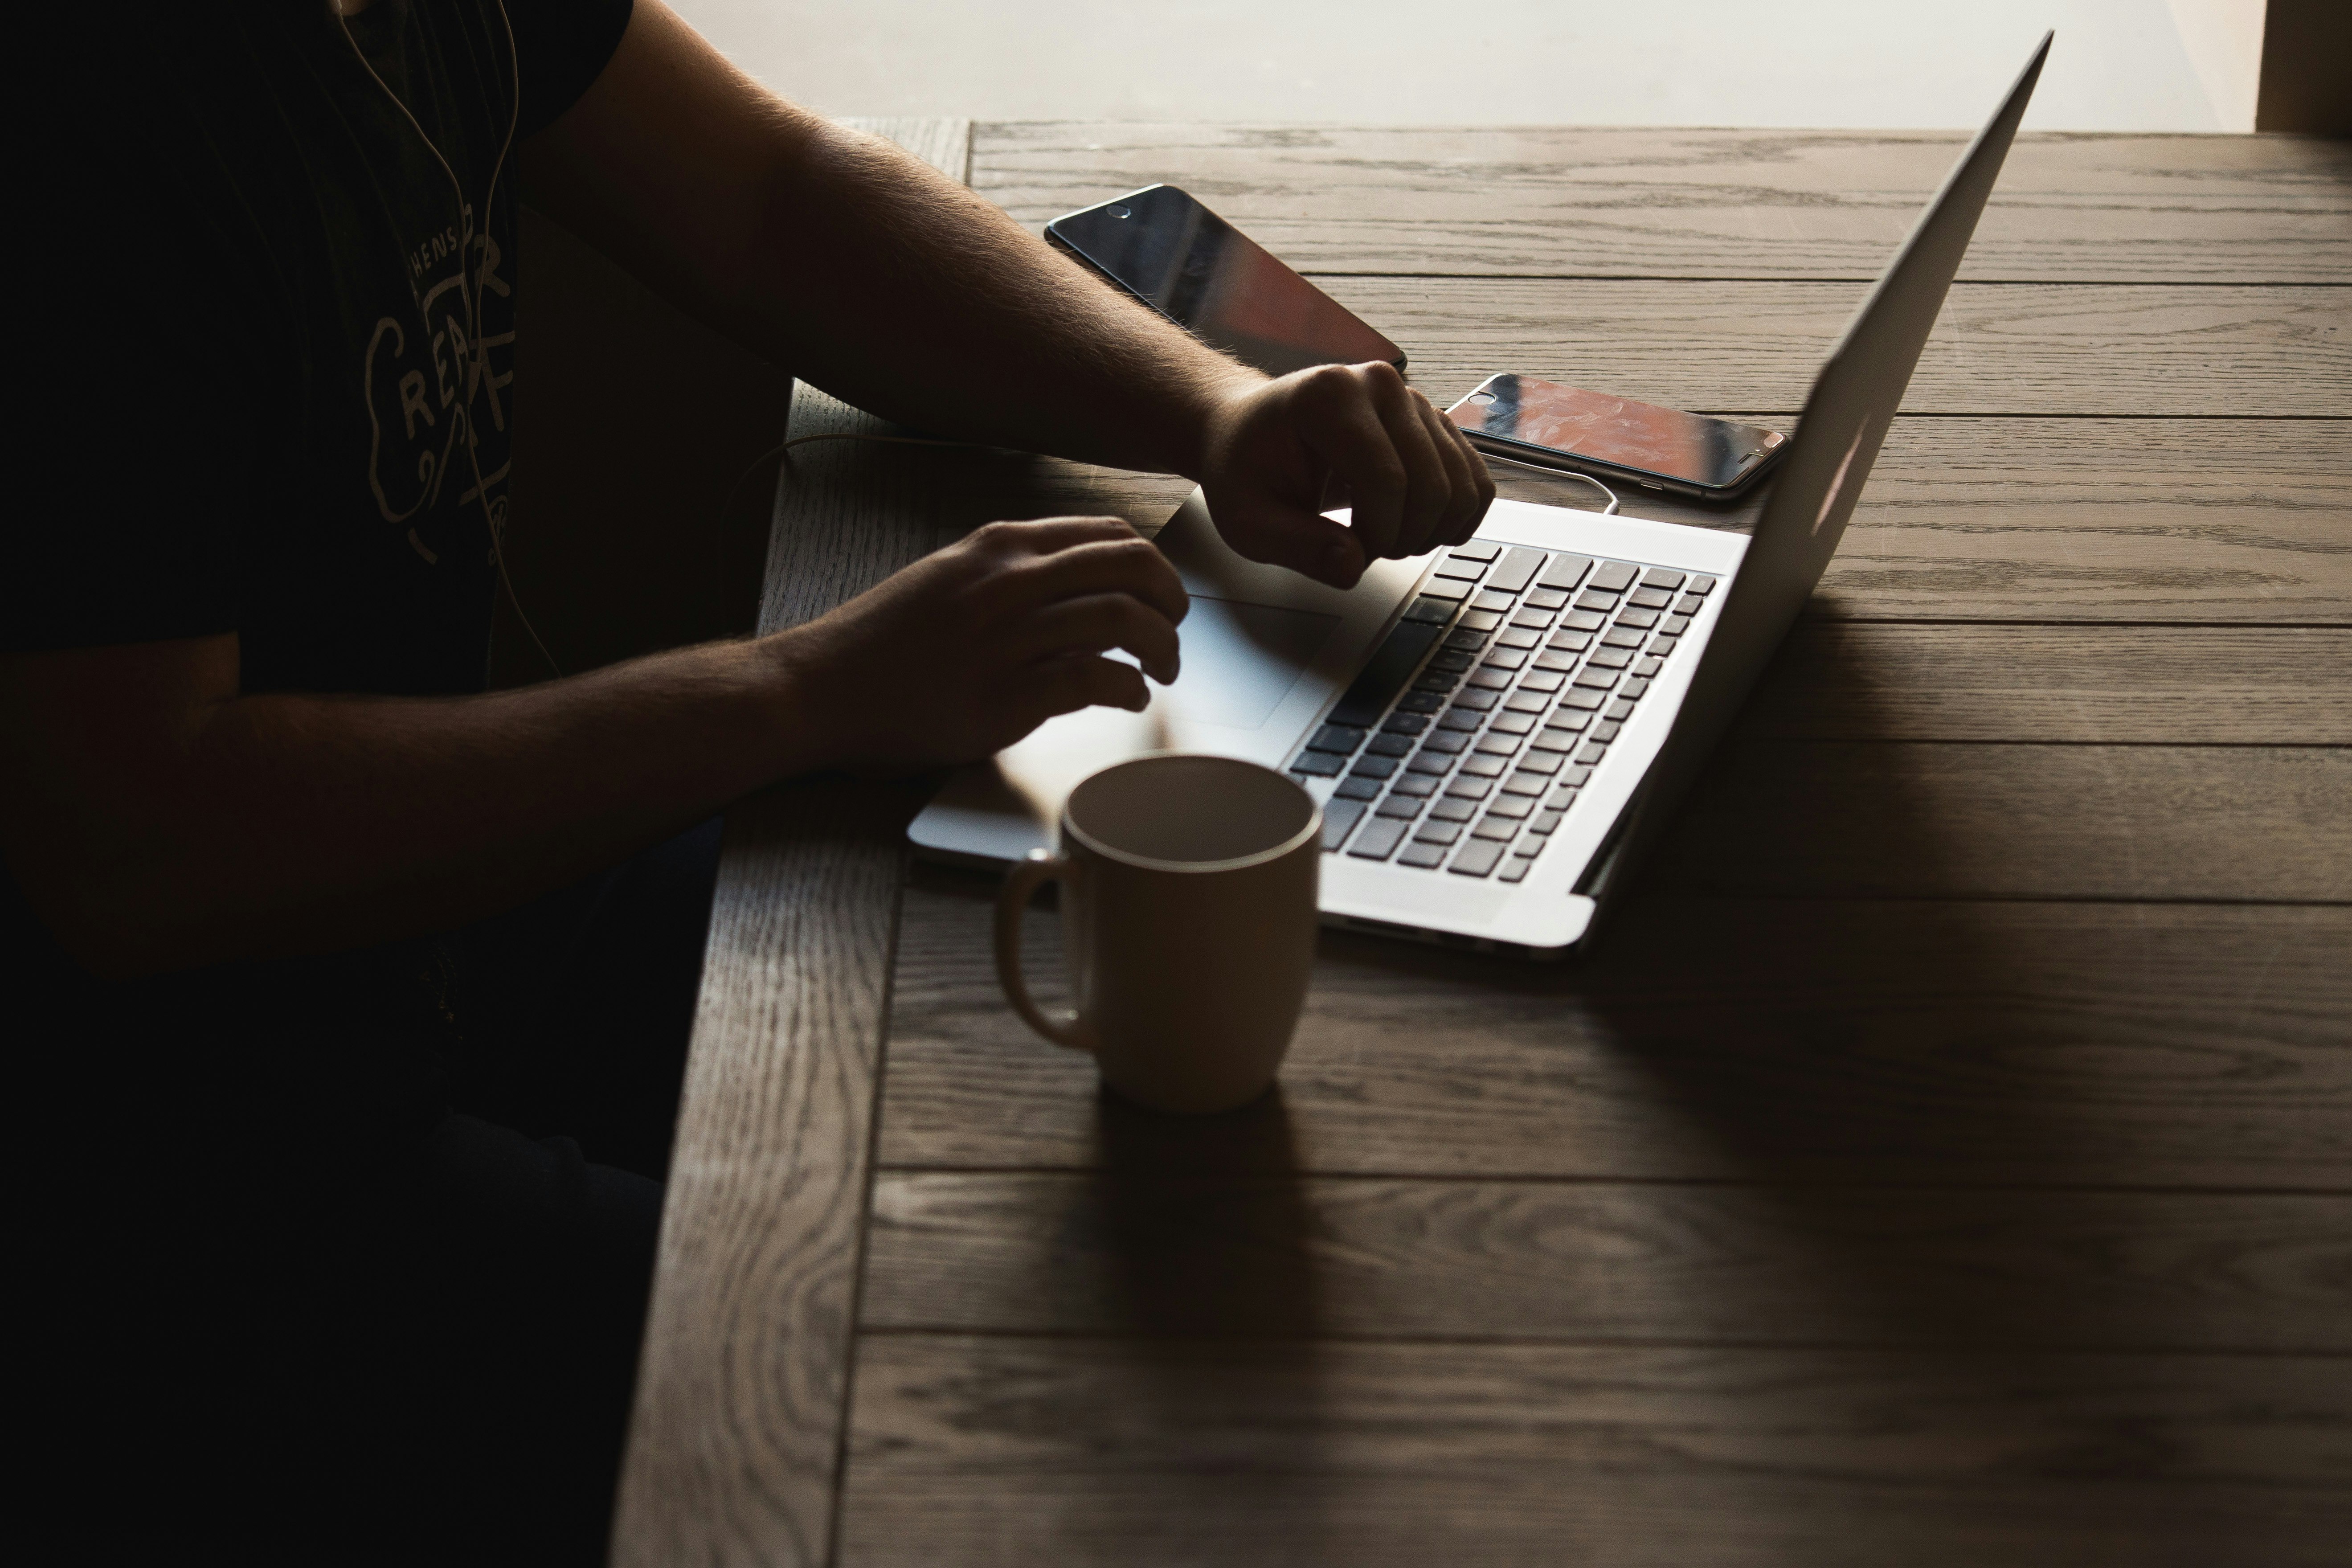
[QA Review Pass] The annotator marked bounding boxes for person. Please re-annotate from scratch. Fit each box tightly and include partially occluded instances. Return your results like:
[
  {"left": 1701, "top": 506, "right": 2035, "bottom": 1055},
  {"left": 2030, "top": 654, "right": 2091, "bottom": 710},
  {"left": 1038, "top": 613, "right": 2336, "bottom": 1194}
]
[{"left": 3, "top": 0, "right": 1492, "bottom": 1558}]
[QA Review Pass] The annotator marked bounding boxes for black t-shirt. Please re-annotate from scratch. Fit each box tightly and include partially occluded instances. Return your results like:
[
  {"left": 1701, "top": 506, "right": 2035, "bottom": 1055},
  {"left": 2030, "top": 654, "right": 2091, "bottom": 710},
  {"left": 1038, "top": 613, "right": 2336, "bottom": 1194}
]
[{"left": 5, "top": 1, "right": 630, "bottom": 1211}]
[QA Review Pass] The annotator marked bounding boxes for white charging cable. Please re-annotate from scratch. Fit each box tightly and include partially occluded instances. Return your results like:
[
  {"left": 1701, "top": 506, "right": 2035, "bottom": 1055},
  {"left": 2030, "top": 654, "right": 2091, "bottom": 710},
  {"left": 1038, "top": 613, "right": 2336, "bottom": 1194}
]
[{"left": 1470, "top": 448, "right": 1621, "bottom": 514}]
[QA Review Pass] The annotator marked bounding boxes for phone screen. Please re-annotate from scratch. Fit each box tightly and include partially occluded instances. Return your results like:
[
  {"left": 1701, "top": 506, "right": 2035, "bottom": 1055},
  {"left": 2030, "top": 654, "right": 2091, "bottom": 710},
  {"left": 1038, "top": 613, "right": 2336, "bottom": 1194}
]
[
  {"left": 1049, "top": 185, "right": 1403, "bottom": 378},
  {"left": 1449, "top": 375, "right": 1786, "bottom": 492}
]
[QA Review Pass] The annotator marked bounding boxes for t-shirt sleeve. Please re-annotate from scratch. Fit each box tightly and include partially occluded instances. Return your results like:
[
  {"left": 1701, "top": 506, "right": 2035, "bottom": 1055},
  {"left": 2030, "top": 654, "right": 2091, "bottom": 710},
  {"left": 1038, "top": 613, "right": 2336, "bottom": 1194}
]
[{"left": 508, "top": 0, "right": 636, "bottom": 138}]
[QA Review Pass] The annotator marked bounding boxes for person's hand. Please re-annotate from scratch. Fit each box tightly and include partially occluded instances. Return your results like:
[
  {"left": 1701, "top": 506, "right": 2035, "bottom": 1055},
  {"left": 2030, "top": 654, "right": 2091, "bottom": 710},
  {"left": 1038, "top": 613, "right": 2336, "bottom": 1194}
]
[
  {"left": 774, "top": 516, "right": 1188, "bottom": 776},
  {"left": 1194, "top": 361, "right": 1495, "bottom": 589}
]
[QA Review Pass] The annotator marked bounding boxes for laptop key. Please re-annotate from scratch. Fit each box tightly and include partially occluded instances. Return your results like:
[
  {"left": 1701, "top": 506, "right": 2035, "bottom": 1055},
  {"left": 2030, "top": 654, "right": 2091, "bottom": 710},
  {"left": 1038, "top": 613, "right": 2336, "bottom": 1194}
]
[
  {"left": 1432, "top": 556, "right": 1486, "bottom": 581},
  {"left": 1587, "top": 647, "right": 1632, "bottom": 670},
  {"left": 1525, "top": 586, "right": 1573, "bottom": 610},
  {"left": 1390, "top": 774, "right": 1438, "bottom": 798},
  {"left": 1537, "top": 553, "right": 1596, "bottom": 592},
  {"left": 1627, "top": 585, "right": 1675, "bottom": 610},
  {"left": 1571, "top": 668, "right": 1618, "bottom": 691},
  {"left": 1502, "top": 691, "right": 1550, "bottom": 715},
  {"left": 1452, "top": 688, "right": 1500, "bottom": 712},
  {"left": 1518, "top": 671, "right": 1565, "bottom": 694},
  {"left": 1308, "top": 724, "right": 1366, "bottom": 753},
  {"left": 1516, "top": 750, "right": 1562, "bottom": 775},
  {"left": 1620, "top": 677, "right": 1651, "bottom": 698},
  {"left": 1438, "top": 706, "right": 1484, "bottom": 731},
  {"left": 1321, "top": 798, "right": 1367, "bottom": 849},
  {"left": 1605, "top": 698, "right": 1637, "bottom": 722},
  {"left": 1575, "top": 590, "right": 1620, "bottom": 612},
  {"left": 1589, "top": 561, "right": 1640, "bottom": 593},
  {"left": 1575, "top": 742, "right": 1609, "bottom": 766},
  {"left": 1460, "top": 755, "right": 1508, "bottom": 778},
  {"left": 1485, "top": 794, "right": 1535, "bottom": 819},
  {"left": 1485, "top": 546, "right": 1546, "bottom": 594},
  {"left": 1501, "top": 771, "right": 1550, "bottom": 797},
  {"left": 1559, "top": 688, "right": 1607, "bottom": 710},
  {"left": 1291, "top": 752, "right": 1343, "bottom": 777},
  {"left": 1509, "top": 608, "right": 1554, "bottom": 631},
  {"left": 1429, "top": 650, "right": 1476, "bottom": 672},
  {"left": 1558, "top": 608, "right": 1608, "bottom": 632},
  {"left": 1429, "top": 797, "right": 1479, "bottom": 823},
  {"left": 1443, "top": 627, "right": 1488, "bottom": 652},
  {"left": 1402, "top": 595, "right": 1459, "bottom": 623},
  {"left": 1635, "top": 657, "right": 1664, "bottom": 679},
  {"left": 1381, "top": 712, "right": 1430, "bottom": 736},
  {"left": 1413, "top": 820, "right": 1465, "bottom": 847},
  {"left": 1396, "top": 842, "right": 1447, "bottom": 869},
  {"left": 1448, "top": 541, "right": 1501, "bottom": 563},
  {"left": 1347, "top": 816, "right": 1409, "bottom": 860},
  {"left": 1471, "top": 589, "right": 1517, "bottom": 614},
  {"left": 1396, "top": 691, "right": 1446, "bottom": 715},
  {"left": 1674, "top": 594, "right": 1706, "bottom": 616},
  {"left": 1534, "top": 648, "right": 1579, "bottom": 673},
  {"left": 1589, "top": 721, "right": 1622, "bottom": 744},
  {"left": 1496, "top": 858, "right": 1533, "bottom": 884},
  {"left": 1529, "top": 808, "right": 1566, "bottom": 835},
  {"left": 1415, "top": 577, "right": 1470, "bottom": 603},
  {"left": 1366, "top": 733, "right": 1415, "bottom": 758},
  {"left": 1328, "top": 617, "right": 1446, "bottom": 727},
  {"left": 1487, "top": 712, "right": 1538, "bottom": 736},
  {"left": 1473, "top": 733, "right": 1522, "bottom": 757},
  {"left": 1465, "top": 669, "right": 1512, "bottom": 692},
  {"left": 1335, "top": 776, "right": 1383, "bottom": 802},
  {"left": 1406, "top": 752, "right": 1453, "bottom": 776},
  {"left": 1481, "top": 647, "right": 1528, "bottom": 672},
  {"left": 1458, "top": 609, "right": 1505, "bottom": 631},
  {"left": 1449, "top": 839, "right": 1507, "bottom": 877},
  {"left": 1599, "top": 627, "right": 1646, "bottom": 650},
  {"left": 1375, "top": 794, "right": 1425, "bottom": 820},
  {"left": 1642, "top": 568, "right": 1686, "bottom": 592},
  {"left": 1350, "top": 756, "right": 1400, "bottom": 780},
  {"left": 1661, "top": 614, "right": 1692, "bottom": 636},
  {"left": 1471, "top": 817, "right": 1518, "bottom": 842},
  {"left": 1688, "top": 574, "right": 1717, "bottom": 594},
  {"left": 1496, "top": 627, "right": 1544, "bottom": 651},
  {"left": 1444, "top": 776, "right": 1494, "bottom": 801},
  {"left": 1422, "top": 729, "right": 1471, "bottom": 753},
  {"left": 1615, "top": 607, "right": 1662, "bottom": 630}
]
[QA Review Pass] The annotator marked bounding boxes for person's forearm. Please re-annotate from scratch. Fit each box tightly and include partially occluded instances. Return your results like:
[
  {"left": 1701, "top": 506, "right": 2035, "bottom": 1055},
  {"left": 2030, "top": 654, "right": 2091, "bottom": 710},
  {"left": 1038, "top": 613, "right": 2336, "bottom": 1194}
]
[
  {"left": 524, "top": 4, "right": 1261, "bottom": 479},
  {"left": 723, "top": 121, "right": 1265, "bottom": 477},
  {"left": 35, "top": 635, "right": 815, "bottom": 976}
]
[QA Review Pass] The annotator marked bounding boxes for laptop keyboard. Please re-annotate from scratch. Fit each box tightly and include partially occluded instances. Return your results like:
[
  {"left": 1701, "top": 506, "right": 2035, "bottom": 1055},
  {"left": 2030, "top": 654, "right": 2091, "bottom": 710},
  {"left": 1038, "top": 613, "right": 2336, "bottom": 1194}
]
[{"left": 1289, "top": 543, "right": 1714, "bottom": 883}]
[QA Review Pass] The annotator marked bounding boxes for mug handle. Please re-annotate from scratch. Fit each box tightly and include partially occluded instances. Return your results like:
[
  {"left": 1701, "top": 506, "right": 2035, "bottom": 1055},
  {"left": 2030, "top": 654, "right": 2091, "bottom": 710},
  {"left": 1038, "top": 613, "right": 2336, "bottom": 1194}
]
[{"left": 995, "top": 849, "right": 1093, "bottom": 1053}]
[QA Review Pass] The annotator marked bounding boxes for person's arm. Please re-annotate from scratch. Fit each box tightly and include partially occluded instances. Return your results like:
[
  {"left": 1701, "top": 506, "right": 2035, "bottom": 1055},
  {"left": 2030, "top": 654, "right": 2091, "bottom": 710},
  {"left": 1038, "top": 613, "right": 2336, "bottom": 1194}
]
[
  {"left": 0, "top": 518, "right": 1183, "bottom": 978},
  {"left": 517, "top": 0, "right": 1493, "bottom": 587}
]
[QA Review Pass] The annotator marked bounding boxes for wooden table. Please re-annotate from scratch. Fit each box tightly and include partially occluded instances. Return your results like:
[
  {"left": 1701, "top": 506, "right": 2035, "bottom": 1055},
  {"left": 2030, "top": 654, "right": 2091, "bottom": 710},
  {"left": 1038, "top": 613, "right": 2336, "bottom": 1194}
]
[{"left": 612, "top": 121, "right": 2352, "bottom": 1567}]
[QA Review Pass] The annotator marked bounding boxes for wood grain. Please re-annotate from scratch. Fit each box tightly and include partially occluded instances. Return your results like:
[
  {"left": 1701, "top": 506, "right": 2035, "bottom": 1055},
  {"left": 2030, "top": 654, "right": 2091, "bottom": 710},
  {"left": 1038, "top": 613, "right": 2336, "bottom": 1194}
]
[
  {"left": 974, "top": 123, "right": 2352, "bottom": 283},
  {"left": 839, "top": 1337, "right": 2352, "bottom": 1568},
  {"left": 1333, "top": 278, "right": 2352, "bottom": 418},
  {"left": 879, "top": 888, "right": 2352, "bottom": 1186},
  {"left": 861, "top": 1173, "right": 2352, "bottom": 1350},
  {"left": 609, "top": 119, "right": 971, "bottom": 1568},
  {"left": 1735, "top": 626, "right": 2352, "bottom": 743}
]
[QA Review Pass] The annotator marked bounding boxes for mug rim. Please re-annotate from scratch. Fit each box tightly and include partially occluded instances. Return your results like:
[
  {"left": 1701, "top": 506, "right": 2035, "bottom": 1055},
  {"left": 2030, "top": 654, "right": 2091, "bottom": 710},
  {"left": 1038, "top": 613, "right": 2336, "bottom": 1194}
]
[{"left": 1062, "top": 752, "right": 1323, "bottom": 875}]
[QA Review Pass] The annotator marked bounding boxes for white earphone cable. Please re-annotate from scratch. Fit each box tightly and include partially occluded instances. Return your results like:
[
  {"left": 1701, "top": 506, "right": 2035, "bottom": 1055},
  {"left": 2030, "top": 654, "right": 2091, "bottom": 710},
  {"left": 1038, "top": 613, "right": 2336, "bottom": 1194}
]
[{"left": 338, "top": 0, "right": 557, "bottom": 676}]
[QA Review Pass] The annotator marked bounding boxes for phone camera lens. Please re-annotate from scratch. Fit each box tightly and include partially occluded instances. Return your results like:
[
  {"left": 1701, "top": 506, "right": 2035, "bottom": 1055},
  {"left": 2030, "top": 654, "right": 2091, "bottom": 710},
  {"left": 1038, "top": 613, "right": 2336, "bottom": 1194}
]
[
  {"left": 1468, "top": 391, "right": 1497, "bottom": 406},
  {"left": 1106, "top": 204, "right": 1131, "bottom": 219}
]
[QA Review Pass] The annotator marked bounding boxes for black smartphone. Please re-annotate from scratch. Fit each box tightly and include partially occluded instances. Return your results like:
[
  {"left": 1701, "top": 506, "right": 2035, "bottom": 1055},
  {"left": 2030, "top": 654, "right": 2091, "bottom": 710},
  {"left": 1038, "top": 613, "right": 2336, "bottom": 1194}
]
[
  {"left": 1046, "top": 184, "right": 1404, "bottom": 379},
  {"left": 1445, "top": 374, "right": 1789, "bottom": 501}
]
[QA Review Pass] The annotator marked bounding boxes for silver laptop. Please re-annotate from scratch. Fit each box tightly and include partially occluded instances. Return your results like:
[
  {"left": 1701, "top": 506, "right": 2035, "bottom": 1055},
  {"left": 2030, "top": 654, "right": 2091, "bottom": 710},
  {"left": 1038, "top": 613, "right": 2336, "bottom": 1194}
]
[{"left": 912, "top": 34, "right": 2050, "bottom": 958}]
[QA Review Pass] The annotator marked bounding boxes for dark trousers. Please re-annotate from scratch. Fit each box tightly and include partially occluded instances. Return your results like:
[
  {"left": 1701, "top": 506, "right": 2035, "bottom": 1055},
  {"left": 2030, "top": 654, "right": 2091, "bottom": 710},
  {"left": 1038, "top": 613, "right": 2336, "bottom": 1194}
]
[{"left": 36, "top": 822, "right": 722, "bottom": 1564}]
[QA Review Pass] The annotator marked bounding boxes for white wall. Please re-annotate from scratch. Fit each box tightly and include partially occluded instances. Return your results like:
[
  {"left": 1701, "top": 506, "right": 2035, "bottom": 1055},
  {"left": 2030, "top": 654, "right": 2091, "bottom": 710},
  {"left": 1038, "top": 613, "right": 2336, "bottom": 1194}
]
[{"left": 672, "top": 0, "right": 2228, "bottom": 130}]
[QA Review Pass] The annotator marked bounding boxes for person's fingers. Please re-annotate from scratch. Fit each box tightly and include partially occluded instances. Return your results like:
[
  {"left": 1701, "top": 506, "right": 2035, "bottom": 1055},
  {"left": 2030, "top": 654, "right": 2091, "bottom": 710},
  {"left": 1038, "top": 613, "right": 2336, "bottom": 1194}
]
[
  {"left": 1368, "top": 381, "right": 1458, "bottom": 561},
  {"left": 1213, "top": 493, "right": 1366, "bottom": 588},
  {"left": 1019, "top": 651, "right": 1152, "bottom": 721},
  {"left": 965, "top": 515, "right": 1138, "bottom": 560},
  {"left": 990, "top": 535, "right": 1190, "bottom": 627},
  {"left": 1010, "top": 593, "right": 1182, "bottom": 684},
  {"left": 1293, "top": 364, "right": 1410, "bottom": 561},
  {"left": 1413, "top": 392, "right": 1490, "bottom": 550}
]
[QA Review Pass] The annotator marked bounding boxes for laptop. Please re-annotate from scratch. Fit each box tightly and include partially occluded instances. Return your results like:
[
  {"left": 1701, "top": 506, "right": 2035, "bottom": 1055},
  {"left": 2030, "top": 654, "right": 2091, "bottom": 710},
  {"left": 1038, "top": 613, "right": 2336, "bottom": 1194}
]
[{"left": 911, "top": 34, "right": 2051, "bottom": 958}]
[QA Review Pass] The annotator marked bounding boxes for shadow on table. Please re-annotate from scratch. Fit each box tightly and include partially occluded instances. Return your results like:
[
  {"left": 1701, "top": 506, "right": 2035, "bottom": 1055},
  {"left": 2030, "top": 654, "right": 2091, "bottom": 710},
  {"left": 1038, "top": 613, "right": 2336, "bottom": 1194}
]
[{"left": 1075, "top": 1086, "right": 1345, "bottom": 1558}]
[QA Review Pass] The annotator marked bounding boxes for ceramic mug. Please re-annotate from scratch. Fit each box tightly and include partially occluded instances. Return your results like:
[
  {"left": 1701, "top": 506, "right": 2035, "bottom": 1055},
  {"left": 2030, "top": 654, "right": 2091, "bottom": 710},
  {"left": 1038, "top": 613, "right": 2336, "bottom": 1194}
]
[{"left": 994, "top": 753, "right": 1322, "bottom": 1114}]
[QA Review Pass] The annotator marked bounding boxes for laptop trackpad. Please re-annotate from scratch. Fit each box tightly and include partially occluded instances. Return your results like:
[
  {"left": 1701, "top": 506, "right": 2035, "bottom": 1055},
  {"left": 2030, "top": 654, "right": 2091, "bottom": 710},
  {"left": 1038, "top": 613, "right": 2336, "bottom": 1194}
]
[{"left": 1154, "top": 595, "right": 1339, "bottom": 729}]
